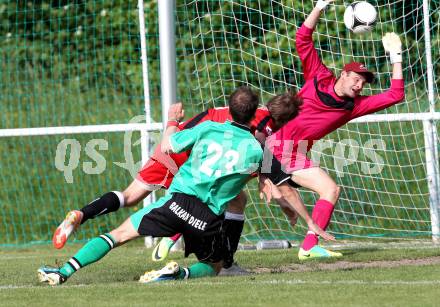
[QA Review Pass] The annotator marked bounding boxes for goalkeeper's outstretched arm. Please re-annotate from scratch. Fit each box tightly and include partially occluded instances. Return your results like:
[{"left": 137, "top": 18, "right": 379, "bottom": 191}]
[
  {"left": 304, "top": 0, "right": 335, "bottom": 29},
  {"left": 382, "top": 32, "right": 403, "bottom": 80}
]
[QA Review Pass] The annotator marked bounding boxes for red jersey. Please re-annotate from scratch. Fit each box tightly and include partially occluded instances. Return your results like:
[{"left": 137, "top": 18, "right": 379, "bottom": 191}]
[
  {"left": 152, "top": 107, "right": 273, "bottom": 172},
  {"left": 179, "top": 107, "right": 273, "bottom": 136},
  {"left": 267, "top": 24, "right": 405, "bottom": 172}
]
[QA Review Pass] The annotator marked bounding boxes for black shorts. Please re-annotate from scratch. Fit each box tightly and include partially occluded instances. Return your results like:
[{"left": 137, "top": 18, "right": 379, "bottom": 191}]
[
  {"left": 135, "top": 193, "right": 229, "bottom": 263},
  {"left": 261, "top": 154, "right": 301, "bottom": 188}
]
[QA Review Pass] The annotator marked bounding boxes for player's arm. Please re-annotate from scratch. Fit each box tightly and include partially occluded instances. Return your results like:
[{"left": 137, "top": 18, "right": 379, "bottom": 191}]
[
  {"left": 304, "top": 0, "right": 334, "bottom": 29},
  {"left": 296, "top": 1, "right": 334, "bottom": 80},
  {"left": 161, "top": 102, "right": 185, "bottom": 154},
  {"left": 162, "top": 120, "right": 212, "bottom": 155},
  {"left": 259, "top": 177, "right": 298, "bottom": 226},
  {"left": 383, "top": 32, "right": 403, "bottom": 80},
  {"left": 351, "top": 33, "right": 405, "bottom": 118}
]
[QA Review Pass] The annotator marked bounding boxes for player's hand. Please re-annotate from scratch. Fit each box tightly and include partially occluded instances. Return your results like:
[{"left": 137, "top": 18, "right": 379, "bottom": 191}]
[
  {"left": 168, "top": 102, "right": 185, "bottom": 122},
  {"left": 259, "top": 176, "right": 283, "bottom": 203},
  {"left": 315, "top": 0, "right": 334, "bottom": 10},
  {"left": 307, "top": 221, "right": 336, "bottom": 241},
  {"left": 259, "top": 175, "right": 273, "bottom": 203},
  {"left": 382, "top": 32, "right": 402, "bottom": 64},
  {"left": 260, "top": 177, "right": 300, "bottom": 226}
]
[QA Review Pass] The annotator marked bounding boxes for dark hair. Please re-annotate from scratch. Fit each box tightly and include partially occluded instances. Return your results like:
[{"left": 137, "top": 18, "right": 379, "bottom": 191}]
[
  {"left": 228, "top": 86, "right": 260, "bottom": 125},
  {"left": 266, "top": 91, "right": 303, "bottom": 131}
]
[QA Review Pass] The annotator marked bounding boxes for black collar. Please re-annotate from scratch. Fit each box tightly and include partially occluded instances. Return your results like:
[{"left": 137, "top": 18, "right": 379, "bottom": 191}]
[
  {"left": 231, "top": 121, "right": 251, "bottom": 132},
  {"left": 314, "top": 77, "right": 354, "bottom": 111}
]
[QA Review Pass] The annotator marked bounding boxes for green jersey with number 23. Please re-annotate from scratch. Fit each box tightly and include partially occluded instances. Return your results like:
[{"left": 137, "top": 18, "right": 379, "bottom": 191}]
[{"left": 169, "top": 120, "right": 263, "bottom": 215}]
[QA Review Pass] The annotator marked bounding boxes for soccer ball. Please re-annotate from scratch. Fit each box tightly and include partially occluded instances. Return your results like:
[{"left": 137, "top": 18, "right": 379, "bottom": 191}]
[{"left": 344, "top": 1, "right": 377, "bottom": 34}]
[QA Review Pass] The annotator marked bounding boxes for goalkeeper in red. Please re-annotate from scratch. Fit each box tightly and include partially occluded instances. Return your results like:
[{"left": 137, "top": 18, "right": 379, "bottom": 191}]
[{"left": 262, "top": 0, "right": 405, "bottom": 260}]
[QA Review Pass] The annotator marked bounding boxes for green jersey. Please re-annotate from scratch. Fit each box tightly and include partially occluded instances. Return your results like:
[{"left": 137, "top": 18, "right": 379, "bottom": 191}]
[{"left": 169, "top": 120, "right": 263, "bottom": 215}]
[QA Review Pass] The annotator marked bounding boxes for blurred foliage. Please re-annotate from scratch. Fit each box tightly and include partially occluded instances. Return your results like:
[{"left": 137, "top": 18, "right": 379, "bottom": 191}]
[{"left": 1, "top": 0, "right": 438, "bottom": 127}]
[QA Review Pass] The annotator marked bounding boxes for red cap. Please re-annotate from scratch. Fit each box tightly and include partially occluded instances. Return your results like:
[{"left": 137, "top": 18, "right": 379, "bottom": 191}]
[{"left": 342, "top": 62, "right": 375, "bottom": 83}]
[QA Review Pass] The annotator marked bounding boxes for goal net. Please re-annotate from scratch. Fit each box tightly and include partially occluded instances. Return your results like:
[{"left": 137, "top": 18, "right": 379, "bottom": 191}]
[
  {"left": 0, "top": 2, "right": 155, "bottom": 245},
  {"left": 173, "top": 0, "right": 440, "bottom": 242},
  {"left": 0, "top": 1, "right": 439, "bottom": 246}
]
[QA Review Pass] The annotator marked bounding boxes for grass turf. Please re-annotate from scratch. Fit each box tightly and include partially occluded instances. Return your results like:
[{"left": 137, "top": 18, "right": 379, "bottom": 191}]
[{"left": 1, "top": 241, "right": 440, "bottom": 306}]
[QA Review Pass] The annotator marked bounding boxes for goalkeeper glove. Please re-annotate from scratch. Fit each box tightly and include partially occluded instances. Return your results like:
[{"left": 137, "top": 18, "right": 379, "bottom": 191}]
[
  {"left": 382, "top": 32, "right": 402, "bottom": 64},
  {"left": 315, "top": 0, "right": 333, "bottom": 10}
]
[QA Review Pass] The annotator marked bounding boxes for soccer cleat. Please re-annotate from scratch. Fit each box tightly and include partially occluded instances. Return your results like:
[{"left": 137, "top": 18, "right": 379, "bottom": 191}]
[
  {"left": 218, "top": 263, "right": 250, "bottom": 276},
  {"left": 151, "top": 237, "right": 176, "bottom": 262},
  {"left": 52, "top": 210, "right": 83, "bottom": 249},
  {"left": 139, "top": 261, "right": 181, "bottom": 283},
  {"left": 37, "top": 266, "right": 67, "bottom": 286},
  {"left": 298, "top": 245, "right": 343, "bottom": 260}
]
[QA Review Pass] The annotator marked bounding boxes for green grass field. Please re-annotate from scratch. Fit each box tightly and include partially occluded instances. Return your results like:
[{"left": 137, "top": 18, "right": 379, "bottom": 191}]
[{"left": 2, "top": 242, "right": 440, "bottom": 307}]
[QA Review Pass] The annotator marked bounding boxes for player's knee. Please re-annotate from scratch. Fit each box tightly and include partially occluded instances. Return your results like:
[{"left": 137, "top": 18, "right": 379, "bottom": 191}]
[
  {"left": 235, "top": 191, "right": 247, "bottom": 208},
  {"left": 322, "top": 184, "right": 340, "bottom": 204},
  {"left": 122, "top": 189, "right": 150, "bottom": 207},
  {"left": 109, "top": 230, "right": 132, "bottom": 245},
  {"left": 109, "top": 225, "right": 138, "bottom": 245},
  {"left": 227, "top": 191, "right": 247, "bottom": 214},
  {"left": 335, "top": 185, "right": 341, "bottom": 199},
  {"left": 122, "top": 190, "right": 137, "bottom": 207}
]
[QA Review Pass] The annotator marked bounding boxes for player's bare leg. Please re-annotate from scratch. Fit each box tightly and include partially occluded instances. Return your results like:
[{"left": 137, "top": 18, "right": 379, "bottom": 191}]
[
  {"left": 290, "top": 167, "right": 342, "bottom": 260},
  {"left": 41, "top": 218, "right": 139, "bottom": 285},
  {"left": 52, "top": 179, "right": 153, "bottom": 249},
  {"left": 275, "top": 184, "right": 301, "bottom": 226}
]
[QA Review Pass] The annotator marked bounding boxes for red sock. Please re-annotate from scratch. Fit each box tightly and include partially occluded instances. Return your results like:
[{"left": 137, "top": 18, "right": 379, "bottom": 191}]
[
  {"left": 170, "top": 233, "right": 182, "bottom": 242},
  {"left": 301, "top": 199, "right": 335, "bottom": 251}
]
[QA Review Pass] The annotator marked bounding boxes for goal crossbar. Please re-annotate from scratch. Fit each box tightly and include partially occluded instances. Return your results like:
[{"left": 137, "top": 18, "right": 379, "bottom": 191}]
[
  {"left": 0, "top": 123, "right": 163, "bottom": 137},
  {"left": 1, "top": 112, "right": 438, "bottom": 138}
]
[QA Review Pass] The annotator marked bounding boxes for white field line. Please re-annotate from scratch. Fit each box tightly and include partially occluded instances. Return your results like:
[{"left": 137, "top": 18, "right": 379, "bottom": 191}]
[
  {"left": 3, "top": 279, "right": 440, "bottom": 290},
  {"left": 256, "top": 240, "right": 440, "bottom": 251},
  {"left": 0, "top": 255, "right": 39, "bottom": 260}
]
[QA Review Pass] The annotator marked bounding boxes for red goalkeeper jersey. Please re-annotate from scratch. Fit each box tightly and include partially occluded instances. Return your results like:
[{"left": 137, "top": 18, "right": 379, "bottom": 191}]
[{"left": 267, "top": 24, "right": 405, "bottom": 172}]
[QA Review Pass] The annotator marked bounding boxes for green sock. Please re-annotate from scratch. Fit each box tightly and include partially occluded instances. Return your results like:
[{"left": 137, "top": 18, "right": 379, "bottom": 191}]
[
  {"left": 60, "top": 233, "right": 116, "bottom": 278},
  {"left": 177, "top": 262, "right": 216, "bottom": 279}
]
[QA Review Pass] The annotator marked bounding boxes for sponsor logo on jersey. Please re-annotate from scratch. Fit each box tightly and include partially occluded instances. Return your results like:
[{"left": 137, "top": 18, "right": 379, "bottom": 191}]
[{"left": 169, "top": 202, "right": 207, "bottom": 231}]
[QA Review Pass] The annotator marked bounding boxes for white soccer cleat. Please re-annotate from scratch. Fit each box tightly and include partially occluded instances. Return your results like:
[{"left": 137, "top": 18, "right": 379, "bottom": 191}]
[
  {"left": 52, "top": 210, "right": 83, "bottom": 249},
  {"left": 37, "top": 266, "right": 67, "bottom": 286},
  {"left": 139, "top": 261, "right": 181, "bottom": 283}
]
